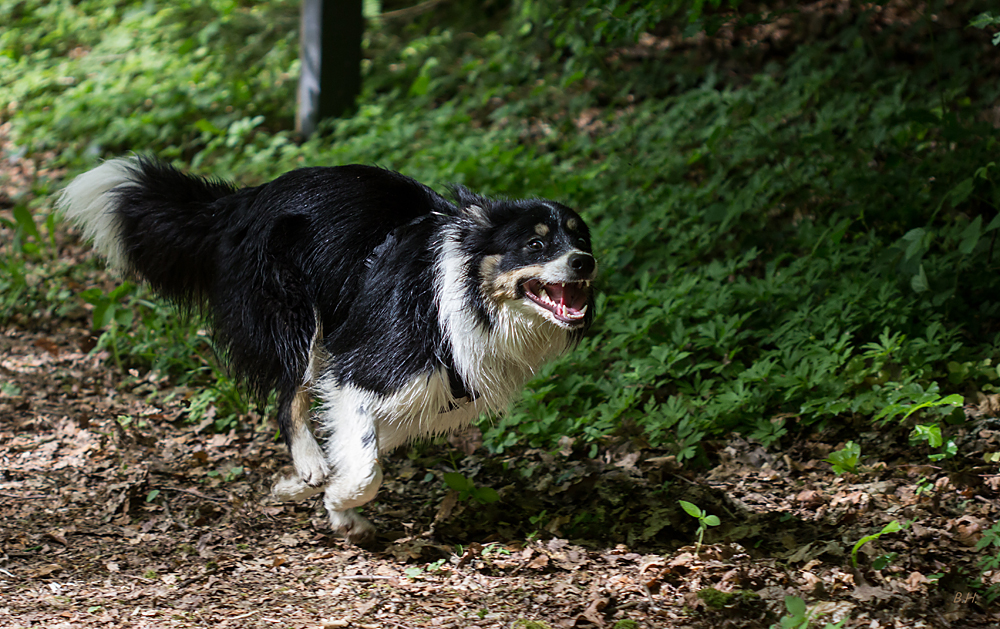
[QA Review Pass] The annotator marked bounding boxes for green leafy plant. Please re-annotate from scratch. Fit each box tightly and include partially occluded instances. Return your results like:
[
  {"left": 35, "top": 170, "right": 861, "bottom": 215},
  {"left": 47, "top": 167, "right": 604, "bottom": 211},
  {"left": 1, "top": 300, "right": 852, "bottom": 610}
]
[
  {"left": 442, "top": 472, "right": 500, "bottom": 505},
  {"left": 970, "top": 12, "right": 1000, "bottom": 46},
  {"left": 874, "top": 388, "right": 964, "bottom": 426},
  {"left": 910, "top": 423, "right": 958, "bottom": 461},
  {"left": 78, "top": 283, "right": 137, "bottom": 372},
  {"left": 915, "top": 476, "right": 934, "bottom": 496},
  {"left": 825, "top": 441, "right": 861, "bottom": 475},
  {"left": 5, "top": 0, "right": 1000, "bottom": 461},
  {"left": 426, "top": 558, "right": 447, "bottom": 572},
  {"left": 873, "top": 385, "right": 964, "bottom": 461},
  {"left": 7, "top": 203, "right": 47, "bottom": 255},
  {"left": 871, "top": 552, "right": 899, "bottom": 571},
  {"left": 851, "top": 520, "right": 909, "bottom": 569},
  {"left": 678, "top": 500, "right": 720, "bottom": 552},
  {"left": 482, "top": 542, "right": 511, "bottom": 558},
  {"left": 206, "top": 466, "right": 244, "bottom": 483},
  {"left": 774, "top": 595, "right": 846, "bottom": 629},
  {"left": 974, "top": 522, "right": 1000, "bottom": 603},
  {"left": 403, "top": 565, "right": 424, "bottom": 579},
  {"left": 1, "top": 202, "right": 61, "bottom": 322}
]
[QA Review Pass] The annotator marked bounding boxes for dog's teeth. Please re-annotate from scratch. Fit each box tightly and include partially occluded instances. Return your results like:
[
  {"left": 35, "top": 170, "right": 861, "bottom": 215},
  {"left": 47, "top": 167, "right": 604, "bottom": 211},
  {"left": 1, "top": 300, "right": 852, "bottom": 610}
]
[{"left": 579, "top": 305, "right": 588, "bottom": 315}]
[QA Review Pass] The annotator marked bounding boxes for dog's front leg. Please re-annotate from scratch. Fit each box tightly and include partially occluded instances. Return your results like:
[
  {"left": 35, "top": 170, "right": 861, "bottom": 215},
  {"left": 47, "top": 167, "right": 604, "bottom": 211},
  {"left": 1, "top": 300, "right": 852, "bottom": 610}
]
[{"left": 321, "top": 388, "right": 382, "bottom": 544}]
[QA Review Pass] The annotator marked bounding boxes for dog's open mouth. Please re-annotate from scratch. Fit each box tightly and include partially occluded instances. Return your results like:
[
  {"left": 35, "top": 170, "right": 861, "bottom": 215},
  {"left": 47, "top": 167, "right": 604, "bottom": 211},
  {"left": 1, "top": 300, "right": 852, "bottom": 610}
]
[{"left": 522, "top": 279, "right": 590, "bottom": 325}]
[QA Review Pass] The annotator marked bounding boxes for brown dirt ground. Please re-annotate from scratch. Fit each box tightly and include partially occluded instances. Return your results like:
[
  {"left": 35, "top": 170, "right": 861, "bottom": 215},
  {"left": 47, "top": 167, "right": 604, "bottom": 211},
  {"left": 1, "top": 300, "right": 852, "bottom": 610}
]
[{"left": 3, "top": 307, "right": 1000, "bottom": 629}]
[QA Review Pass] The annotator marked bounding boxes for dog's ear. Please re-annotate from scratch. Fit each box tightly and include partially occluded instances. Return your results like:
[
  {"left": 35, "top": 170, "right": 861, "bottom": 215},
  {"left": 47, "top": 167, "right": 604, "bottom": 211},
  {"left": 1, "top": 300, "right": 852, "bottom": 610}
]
[{"left": 451, "top": 185, "right": 492, "bottom": 225}]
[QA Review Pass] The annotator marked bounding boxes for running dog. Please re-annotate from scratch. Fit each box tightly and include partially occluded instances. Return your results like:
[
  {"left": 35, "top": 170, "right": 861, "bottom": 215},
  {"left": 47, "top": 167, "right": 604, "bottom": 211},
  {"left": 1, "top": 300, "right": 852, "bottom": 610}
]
[{"left": 58, "top": 157, "right": 597, "bottom": 542}]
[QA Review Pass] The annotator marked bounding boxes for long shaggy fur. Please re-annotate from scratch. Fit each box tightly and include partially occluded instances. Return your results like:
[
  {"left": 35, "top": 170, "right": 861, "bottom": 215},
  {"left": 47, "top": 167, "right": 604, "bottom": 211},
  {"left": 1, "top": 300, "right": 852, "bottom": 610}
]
[{"left": 58, "top": 156, "right": 597, "bottom": 542}]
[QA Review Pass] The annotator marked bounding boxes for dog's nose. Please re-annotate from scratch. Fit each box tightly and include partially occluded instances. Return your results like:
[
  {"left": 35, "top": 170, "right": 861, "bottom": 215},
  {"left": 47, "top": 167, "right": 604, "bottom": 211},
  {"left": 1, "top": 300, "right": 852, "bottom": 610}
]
[{"left": 568, "top": 252, "right": 595, "bottom": 277}]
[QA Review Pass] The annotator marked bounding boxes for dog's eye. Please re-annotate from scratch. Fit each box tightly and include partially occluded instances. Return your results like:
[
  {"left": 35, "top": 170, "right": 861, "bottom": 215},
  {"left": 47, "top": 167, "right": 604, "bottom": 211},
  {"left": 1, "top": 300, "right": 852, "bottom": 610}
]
[{"left": 526, "top": 238, "right": 545, "bottom": 251}]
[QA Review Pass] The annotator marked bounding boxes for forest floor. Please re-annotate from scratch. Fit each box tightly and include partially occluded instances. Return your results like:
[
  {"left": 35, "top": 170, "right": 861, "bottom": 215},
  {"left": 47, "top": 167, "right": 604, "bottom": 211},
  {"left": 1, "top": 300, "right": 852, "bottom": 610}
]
[{"left": 2, "top": 134, "right": 1000, "bottom": 629}]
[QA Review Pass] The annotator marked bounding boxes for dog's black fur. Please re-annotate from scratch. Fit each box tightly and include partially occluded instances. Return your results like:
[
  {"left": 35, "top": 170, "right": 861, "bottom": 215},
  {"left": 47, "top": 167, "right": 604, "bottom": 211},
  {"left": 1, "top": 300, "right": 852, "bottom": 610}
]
[{"left": 59, "top": 157, "right": 597, "bottom": 541}]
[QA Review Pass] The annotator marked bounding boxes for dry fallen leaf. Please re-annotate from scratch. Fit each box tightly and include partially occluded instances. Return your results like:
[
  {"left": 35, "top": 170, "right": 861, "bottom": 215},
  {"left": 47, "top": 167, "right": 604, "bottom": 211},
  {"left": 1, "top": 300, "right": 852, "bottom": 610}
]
[{"left": 28, "top": 564, "right": 63, "bottom": 578}]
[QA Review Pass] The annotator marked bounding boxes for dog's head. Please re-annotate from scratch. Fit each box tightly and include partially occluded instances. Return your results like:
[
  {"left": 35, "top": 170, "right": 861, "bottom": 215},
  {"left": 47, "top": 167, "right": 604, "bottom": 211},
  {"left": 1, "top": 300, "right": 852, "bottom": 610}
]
[{"left": 450, "top": 188, "right": 597, "bottom": 335}]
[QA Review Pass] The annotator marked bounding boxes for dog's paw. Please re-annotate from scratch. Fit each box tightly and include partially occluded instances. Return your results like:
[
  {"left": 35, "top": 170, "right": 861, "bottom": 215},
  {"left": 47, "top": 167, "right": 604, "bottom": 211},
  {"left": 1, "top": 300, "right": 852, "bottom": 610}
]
[
  {"left": 292, "top": 435, "right": 330, "bottom": 487},
  {"left": 271, "top": 475, "right": 326, "bottom": 502},
  {"left": 329, "top": 509, "right": 376, "bottom": 545}
]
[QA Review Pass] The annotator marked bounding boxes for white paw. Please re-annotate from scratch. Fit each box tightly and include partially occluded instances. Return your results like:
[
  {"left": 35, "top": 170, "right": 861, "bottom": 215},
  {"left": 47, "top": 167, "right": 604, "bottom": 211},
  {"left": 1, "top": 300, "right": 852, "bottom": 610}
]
[
  {"left": 329, "top": 509, "right": 376, "bottom": 544},
  {"left": 324, "top": 462, "right": 383, "bottom": 510},
  {"left": 271, "top": 475, "right": 326, "bottom": 502},
  {"left": 292, "top": 432, "right": 330, "bottom": 487}
]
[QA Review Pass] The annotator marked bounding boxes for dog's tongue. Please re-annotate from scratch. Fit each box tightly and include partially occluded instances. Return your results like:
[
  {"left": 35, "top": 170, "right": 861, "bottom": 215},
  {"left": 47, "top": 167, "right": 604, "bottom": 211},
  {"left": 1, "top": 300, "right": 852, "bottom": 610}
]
[
  {"left": 523, "top": 279, "right": 590, "bottom": 324},
  {"left": 545, "top": 282, "right": 588, "bottom": 312}
]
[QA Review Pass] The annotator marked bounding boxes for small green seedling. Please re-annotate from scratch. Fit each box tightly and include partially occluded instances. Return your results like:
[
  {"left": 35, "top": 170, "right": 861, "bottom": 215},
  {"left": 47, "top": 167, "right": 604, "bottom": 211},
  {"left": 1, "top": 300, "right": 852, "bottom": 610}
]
[
  {"left": 776, "top": 595, "right": 846, "bottom": 629},
  {"left": 910, "top": 423, "right": 957, "bottom": 461},
  {"left": 915, "top": 476, "right": 934, "bottom": 496},
  {"left": 678, "top": 500, "right": 720, "bottom": 552},
  {"left": 851, "top": 520, "right": 908, "bottom": 568},
  {"left": 443, "top": 472, "right": 500, "bottom": 504},
  {"left": 825, "top": 441, "right": 861, "bottom": 475},
  {"left": 79, "top": 282, "right": 137, "bottom": 372},
  {"left": 403, "top": 565, "right": 424, "bottom": 579}
]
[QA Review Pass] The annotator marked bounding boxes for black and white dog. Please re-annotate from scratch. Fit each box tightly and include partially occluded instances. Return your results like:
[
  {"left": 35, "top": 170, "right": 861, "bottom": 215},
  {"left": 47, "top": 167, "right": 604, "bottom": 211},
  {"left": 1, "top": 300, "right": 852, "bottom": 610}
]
[{"left": 58, "top": 157, "right": 596, "bottom": 542}]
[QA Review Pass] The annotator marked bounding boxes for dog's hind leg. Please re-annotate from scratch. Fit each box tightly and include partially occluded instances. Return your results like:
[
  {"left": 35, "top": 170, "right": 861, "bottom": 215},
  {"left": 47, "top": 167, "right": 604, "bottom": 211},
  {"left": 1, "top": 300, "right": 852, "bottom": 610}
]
[
  {"left": 271, "top": 386, "right": 330, "bottom": 502},
  {"left": 272, "top": 311, "right": 330, "bottom": 501},
  {"left": 289, "top": 388, "right": 329, "bottom": 485},
  {"left": 320, "top": 386, "right": 383, "bottom": 544}
]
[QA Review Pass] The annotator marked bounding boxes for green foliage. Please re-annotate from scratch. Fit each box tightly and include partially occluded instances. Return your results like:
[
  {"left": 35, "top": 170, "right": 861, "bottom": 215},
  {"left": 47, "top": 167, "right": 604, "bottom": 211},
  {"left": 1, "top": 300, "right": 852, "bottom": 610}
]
[
  {"left": 79, "top": 282, "right": 135, "bottom": 371},
  {"left": 825, "top": 441, "right": 861, "bottom": 475},
  {"left": 73, "top": 280, "right": 251, "bottom": 427},
  {"left": 871, "top": 551, "right": 899, "bottom": 571},
  {"left": 4, "top": 1, "right": 1000, "bottom": 452},
  {"left": 874, "top": 384, "right": 963, "bottom": 461},
  {"left": 206, "top": 465, "right": 244, "bottom": 482},
  {"left": 774, "top": 595, "right": 846, "bottom": 629},
  {"left": 481, "top": 4, "right": 1000, "bottom": 456},
  {"left": 443, "top": 472, "right": 501, "bottom": 505},
  {"left": 1, "top": 0, "right": 300, "bottom": 162},
  {"left": 974, "top": 521, "right": 1000, "bottom": 603},
  {"left": 696, "top": 587, "right": 759, "bottom": 609},
  {"left": 678, "top": 499, "right": 720, "bottom": 551},
  {"left": 970, "top": 12, "right": 1000, "bottom": 46},
  {"left": 851, "top": 520, "right": 908, "bottom": 569}
]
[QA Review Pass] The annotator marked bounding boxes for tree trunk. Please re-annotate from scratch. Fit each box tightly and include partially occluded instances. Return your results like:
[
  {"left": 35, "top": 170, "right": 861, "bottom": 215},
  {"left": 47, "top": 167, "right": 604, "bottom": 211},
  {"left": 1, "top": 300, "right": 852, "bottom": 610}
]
[{"left": 296, "top": 0, "right": 363, "bottom": 136}]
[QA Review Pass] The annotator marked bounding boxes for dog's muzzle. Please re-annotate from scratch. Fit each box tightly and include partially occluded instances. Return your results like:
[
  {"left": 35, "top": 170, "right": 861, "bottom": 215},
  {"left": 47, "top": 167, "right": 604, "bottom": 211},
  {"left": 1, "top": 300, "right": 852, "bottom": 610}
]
[{"left": 519, "top": 251, "right": 596, "bottom": 326}]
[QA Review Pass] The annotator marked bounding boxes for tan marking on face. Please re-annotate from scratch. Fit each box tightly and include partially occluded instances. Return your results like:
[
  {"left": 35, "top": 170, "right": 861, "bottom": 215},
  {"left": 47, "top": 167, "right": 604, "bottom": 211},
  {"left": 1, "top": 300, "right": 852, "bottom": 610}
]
[
  {"left": 566, "top": 218, "right": 578, "bottom": 231},
  {"left": 534, "top": 223, "right": 550, "bottom": 237},
  {"left": 486, "top": 265, "right": 546, "bottom": 304},
  {"left": 479, "top": 255, "right": 501, "bottom": 294}
]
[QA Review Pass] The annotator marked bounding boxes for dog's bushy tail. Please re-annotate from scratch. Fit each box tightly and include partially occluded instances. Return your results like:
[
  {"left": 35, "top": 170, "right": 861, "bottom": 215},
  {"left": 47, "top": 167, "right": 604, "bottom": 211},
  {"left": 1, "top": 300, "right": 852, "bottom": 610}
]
[{"left": 58, "top": 156, "right": 238, "bottom": 305}]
